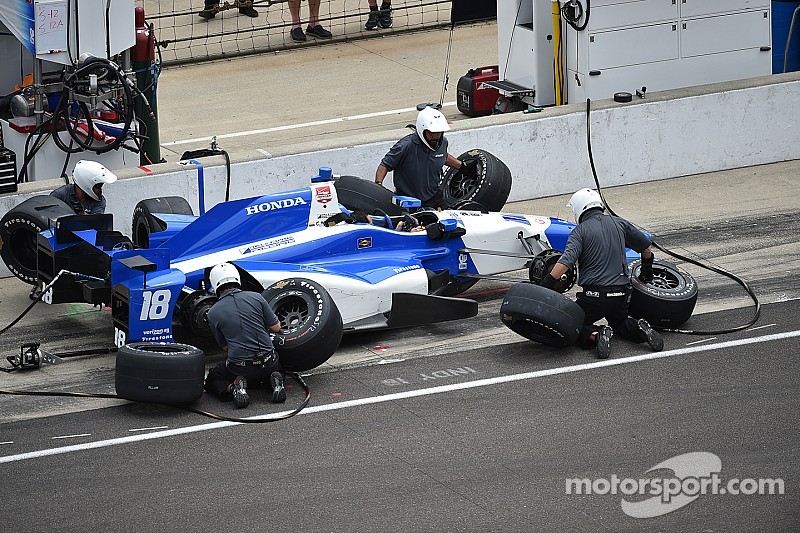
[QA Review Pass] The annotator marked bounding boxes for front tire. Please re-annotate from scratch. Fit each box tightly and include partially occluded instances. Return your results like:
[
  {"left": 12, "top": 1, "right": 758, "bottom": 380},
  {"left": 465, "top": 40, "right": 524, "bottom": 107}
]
[
  {"left": 262, "top": 278, "right": 343, "bottom": 371},
  {"left": 628, "top": 259, "right": 698, "bottom": 328},
  {"left": 500, "top": 284, "right": 585, "bottom": 346}
]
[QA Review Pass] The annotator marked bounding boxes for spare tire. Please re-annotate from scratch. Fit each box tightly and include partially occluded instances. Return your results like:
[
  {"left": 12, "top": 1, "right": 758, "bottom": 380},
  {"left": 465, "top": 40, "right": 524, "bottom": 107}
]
[
  {"left": 500, "top": 283, "right": 584, "bottom": 347},
  {"left": 628, "top": 259, "right": 698, "bottom": 329},
  {"left": 0, "top": 195, "right": 75, "bottom": 284},
  {"left": 132, "top": 196, "right": 193, "bottom": 249},
  {"left": 115, "top": 342, "right": 205, "bottom": 404},
  {"left": 262, "top": 278, "right": 343, "bottom": 371},
  {"left": 335, "top": 175, "right": 403, "bottom": 216},
  {"left": 439, "top": 149, "right": 512, "bottom": 212}
]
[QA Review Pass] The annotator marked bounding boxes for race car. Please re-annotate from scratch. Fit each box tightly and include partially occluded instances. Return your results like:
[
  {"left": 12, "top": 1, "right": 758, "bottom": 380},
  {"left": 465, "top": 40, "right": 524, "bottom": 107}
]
[{"left": 23, "top": 169, "right": 581, "bottom": 368}]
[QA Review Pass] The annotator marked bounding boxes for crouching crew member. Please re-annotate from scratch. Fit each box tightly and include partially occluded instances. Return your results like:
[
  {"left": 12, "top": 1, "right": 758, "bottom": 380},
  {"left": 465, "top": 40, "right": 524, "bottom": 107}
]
[
  {"left": 50, "top": 160, "right": 117, "bottom": 215},
  {"left": 542, "top": 188, "right": 664, "bottom": 359},
  {"left": 204, "top": 263, "right": 286, "bottom": 408}
]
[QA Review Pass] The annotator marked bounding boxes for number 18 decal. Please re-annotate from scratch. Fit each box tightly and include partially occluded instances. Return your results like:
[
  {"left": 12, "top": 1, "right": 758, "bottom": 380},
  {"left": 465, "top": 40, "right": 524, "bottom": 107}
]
[{"left": 140, "top": 289, "right": 171, "bottom": 321}]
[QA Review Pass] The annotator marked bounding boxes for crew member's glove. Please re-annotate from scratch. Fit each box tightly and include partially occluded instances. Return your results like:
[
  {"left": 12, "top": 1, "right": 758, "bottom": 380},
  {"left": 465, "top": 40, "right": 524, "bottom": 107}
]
[
  {"left": 541, "top": 273, "right": 559, "bottom": 290},
  {"left": 459, "top": 158, "right": 479, "bottom": 178},
  {"left": 640, "top": 255, "right": 654, "bottom": 283}
]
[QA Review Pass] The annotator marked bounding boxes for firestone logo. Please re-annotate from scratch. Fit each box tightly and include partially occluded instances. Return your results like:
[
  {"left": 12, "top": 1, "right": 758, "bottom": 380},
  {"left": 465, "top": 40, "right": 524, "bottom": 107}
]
[{"left": 245, "top": 197, "right": 307, "bottom": 215}]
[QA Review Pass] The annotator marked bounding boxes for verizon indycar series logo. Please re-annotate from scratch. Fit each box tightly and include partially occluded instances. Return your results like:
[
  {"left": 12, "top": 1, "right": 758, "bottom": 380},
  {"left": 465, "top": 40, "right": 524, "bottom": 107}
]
[{"left": 315, "top": 186, "right": 333, "bottom": 204}]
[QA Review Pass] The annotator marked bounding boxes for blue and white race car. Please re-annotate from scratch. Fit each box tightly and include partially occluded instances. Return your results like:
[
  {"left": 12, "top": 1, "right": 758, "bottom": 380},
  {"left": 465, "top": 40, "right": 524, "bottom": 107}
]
[{"left": 32, "top": 170, "right": 593, "bottom": 370}]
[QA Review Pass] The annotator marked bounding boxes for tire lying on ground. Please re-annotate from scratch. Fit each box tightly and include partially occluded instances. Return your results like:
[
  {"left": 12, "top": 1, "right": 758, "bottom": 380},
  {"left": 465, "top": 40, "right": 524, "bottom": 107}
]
[
  {"left": 439, "top": 149, "right": 512, "bottom": 212},
  {"left": 262, "top": 278, "right": 343, "bottom": 371},
  {"left": 500, "top": 283, "right": 585, "bottom": 347},
  {"left": 115, "top": 342, "right": 205, "bottom": 404},
  {"left": 0, "top": 195, "right": 75, "bottom": 284},
  {"left": 131, "top": 196, "right": 193, "bottom": 248},
  {"left": 628, "top": 259, "right": 698, "bottom": 329},
  {"left": 335, "top": 175, "right": 403, "bottom": 216}
]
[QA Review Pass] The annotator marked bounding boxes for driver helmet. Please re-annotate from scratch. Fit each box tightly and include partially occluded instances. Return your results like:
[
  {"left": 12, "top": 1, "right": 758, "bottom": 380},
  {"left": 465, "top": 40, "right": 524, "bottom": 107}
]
[
  {"left": 416, "top": 106, "right": 450, "bottom": 151},
  {"left": 72, "top": 160, "right": 117, "bottom": 201},
  {"left": 209, "top": 263, "right": 241, "bottom": 294},
  {"left": 567, "top": 188, "right": 605, "bottom": 223}
]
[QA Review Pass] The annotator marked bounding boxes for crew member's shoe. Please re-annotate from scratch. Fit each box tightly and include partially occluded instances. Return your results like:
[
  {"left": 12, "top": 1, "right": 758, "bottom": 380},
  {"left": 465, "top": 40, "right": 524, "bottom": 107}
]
[
  {"left": 290, "top": 27, "right": 307, "bottom": 42},
  {"left": 365, "top": 10, "right": 379, "bottom": 30},
  {"left": 378, "top": 4, "right": 393, "bottom": 28},
  {"left": 199, "top": 7, "right": 217, "bottom": 19},
  {"left": 306, "top": 25, "right": 333, "bottom": 39},
  {"left": 232, "top": 376, "right": 250, "bottom": 408},
  {"left": 270, "top": 372, "right": 287, "bottom": 403},
  {"left": 637, "top": 319, "right": 664, "bottom": 352},
  {"left": 239, "top": 6, "right": 259, "bottom": 17},
  {"left": 596, "top": 326, "right": 613, "bottom": 359}
]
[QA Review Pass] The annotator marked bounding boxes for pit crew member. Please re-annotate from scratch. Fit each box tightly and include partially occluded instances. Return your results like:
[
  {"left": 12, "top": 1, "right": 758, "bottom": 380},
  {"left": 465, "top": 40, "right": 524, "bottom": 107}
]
[
  {"left": 374, "top": 105, "right": 477, "bottom": 209},
  {"left": 203, "top": 263, "right": 286, "bottom": 408},
  {"left": 49, "top": 160, "right": 117, "bottom": 215},
  {"left": 542, "top": 188, "right": 664, "bottom": 359}
]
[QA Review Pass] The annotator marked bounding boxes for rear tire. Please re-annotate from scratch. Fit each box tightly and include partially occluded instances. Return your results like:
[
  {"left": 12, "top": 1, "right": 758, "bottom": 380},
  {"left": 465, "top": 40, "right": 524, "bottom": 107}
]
[
  {"left": 500, "top": 284, "right": 584, "bottom": 347},
  {"left": 131, "top": 196, "right": 193, "bottom": 249},
  {"left": 440, "top": 149, "right": 512, "bottom": 212},
  {"left": 628, "top": 259, "right": 698, "bottom": 328},
  {"left": 115, "top": 342, "right": 205, "bottom": 404},
  {"left": 262, "top": 278, "right": 343, "bottom": 371},
  {"left": 0, "top": 195, "right": 74, "bottom": 284}
]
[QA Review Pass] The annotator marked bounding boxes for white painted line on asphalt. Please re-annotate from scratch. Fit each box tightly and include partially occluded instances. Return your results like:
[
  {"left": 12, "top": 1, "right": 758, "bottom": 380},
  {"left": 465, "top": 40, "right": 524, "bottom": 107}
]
[
  {"left": 162, "top": 102, "right": 457, "bottom": 146},
  {"left": 685, "top": 337, "right": 717, "bottom": 346},
  {"left": 748, "top": 323, "right": 776, "bottom": 331},
  {"left": 1, "top": 441, "right": 13, "bottom": 445},
  {"left": 129, "top": 426, "right": 169, "bottom": 432},
  {"left": 51, "top": 434, "right": 91, "bottom": 440},
  {"left": 2, "top": 329, "right": 799, "bottom": 464}
]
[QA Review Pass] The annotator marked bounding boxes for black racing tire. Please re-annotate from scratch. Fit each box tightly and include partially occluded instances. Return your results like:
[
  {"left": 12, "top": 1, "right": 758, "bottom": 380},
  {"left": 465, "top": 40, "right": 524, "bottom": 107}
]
[
  {"left": 115, "top": 342, "right": 205, "bottom": 404},
  {"left": 334, "top": 175, "right": 403, "bottom": 216},
  {"left": 262, "top": 278, "right": 343, "bottom": 371},
  {"left": 439, "top": 149, "right": 512, "bottom": 212},
  {"left": 131, "top": 196, "right": 193, "bottom": 249},
  {"left": 628, "top": 259, "right": 698, "bottom": 329},
  {"left": 500, "top": 283, "right": 585, "bottom": 347},
  {"left": 0, "top": 195, "right": 75, "bottom": 284}
]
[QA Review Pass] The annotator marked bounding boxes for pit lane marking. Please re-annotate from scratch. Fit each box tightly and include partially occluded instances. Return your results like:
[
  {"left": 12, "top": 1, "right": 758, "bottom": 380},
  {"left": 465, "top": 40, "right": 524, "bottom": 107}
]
[
  {"left": 685, "top": 337, "right": 718, "bottom": 346},
  {"left": 2, "top": 329, "right": 799, "bottom": 464},
  {"left": 1, "top": 441, "right": 13, "bottom": 445},
  {"left": 748, "top": 323, "right": 777, "bottom": 331},
  {"left": 162, "top": 102, "right": 457, "bottom": 146},
  {"left": 51, "top": 434, "right": 91, "bottom": 440},
  {"left": 129, "top": 426, "right": 169, "bottom": 432}
]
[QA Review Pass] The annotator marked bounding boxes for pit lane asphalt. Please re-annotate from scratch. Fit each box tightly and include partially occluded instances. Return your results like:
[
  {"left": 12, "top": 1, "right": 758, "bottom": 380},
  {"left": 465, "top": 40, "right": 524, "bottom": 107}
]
[{"left": 0, "top": 299, "right": 797, "bottom": 531}]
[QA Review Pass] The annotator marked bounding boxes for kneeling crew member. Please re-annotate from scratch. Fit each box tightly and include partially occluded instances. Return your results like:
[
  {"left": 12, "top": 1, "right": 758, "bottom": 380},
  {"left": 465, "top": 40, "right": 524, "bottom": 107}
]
[
  {"left": 204, "top": 263, "right": 286, "bottom": 408},
  {"left": 542, "top": 188, "right": 664, "bottom": 359},
  {"left": 50, "top": 160, "right": 117, "bottom": 215}
]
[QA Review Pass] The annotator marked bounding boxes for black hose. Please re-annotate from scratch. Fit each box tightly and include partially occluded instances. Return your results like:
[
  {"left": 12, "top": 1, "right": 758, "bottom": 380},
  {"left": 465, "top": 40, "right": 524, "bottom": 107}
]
[
  {"left": 583, "top": 98, "right": 761, "bottom": 335},
  {"left": 0, "top": 372, "right": 311, "bottom": 423}
]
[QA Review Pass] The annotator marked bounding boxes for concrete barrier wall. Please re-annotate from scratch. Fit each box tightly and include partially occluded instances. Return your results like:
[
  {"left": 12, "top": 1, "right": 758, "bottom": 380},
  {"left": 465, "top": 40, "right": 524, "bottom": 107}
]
[{"left": 2, "top": 73, "right": 799, "bottom": 279}]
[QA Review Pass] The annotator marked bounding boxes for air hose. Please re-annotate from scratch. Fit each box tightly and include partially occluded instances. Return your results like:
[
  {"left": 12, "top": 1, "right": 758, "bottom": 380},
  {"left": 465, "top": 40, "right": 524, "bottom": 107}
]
[
  {"left": 583, "top": 98, "right": 761, "bottom": 334},
  {"left": 0, "top": 373, "right": 310, "bottom": 423}
]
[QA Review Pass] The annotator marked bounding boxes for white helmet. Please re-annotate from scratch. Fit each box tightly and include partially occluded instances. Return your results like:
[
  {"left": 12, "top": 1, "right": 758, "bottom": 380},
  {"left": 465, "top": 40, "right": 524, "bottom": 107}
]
[
  {"left": 416, "top": 106, "right": 450, "bottom": 151},
  {"left": 209, "top": 263, "right": 241, "bottom": 294},
  {"left": 72, "top": 160, "right": 118, "bottom": 201},
  {"left": 567, "top": 188, "right": 605, "bottom": 222}
]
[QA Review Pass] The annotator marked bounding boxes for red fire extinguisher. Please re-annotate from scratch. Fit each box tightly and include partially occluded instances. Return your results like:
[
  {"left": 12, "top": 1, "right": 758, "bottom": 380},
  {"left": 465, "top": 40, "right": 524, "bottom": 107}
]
[{"left": 133, "top": 6, "right": 160, "bottom": 165}]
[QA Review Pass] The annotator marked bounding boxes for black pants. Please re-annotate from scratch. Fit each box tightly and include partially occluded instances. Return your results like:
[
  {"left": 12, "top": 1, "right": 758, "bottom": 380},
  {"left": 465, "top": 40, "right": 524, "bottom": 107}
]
[
  {"left": 204, "top": 350, "right": 283, "bottom": 401},
  {"left": 575, "top": 287, "right": 647, "bottom": 349}
]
